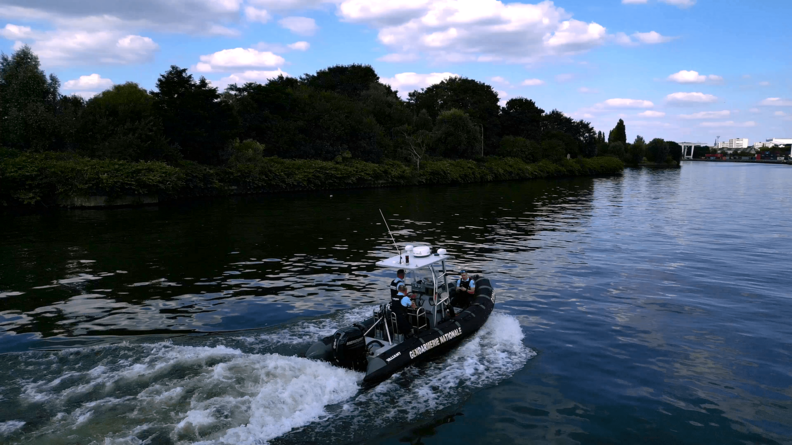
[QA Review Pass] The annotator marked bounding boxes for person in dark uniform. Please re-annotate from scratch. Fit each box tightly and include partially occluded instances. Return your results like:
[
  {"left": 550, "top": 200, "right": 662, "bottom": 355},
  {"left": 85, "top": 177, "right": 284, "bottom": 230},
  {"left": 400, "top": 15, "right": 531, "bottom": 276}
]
[
  {"left": 390, "top": 283, "right": 415, "bottom": 338},
  {"left": 389, "top": 269, "right": 406, "bottom": 299},
  {"left": 449, "top": 270, "right": 476, "bottom": 315}
]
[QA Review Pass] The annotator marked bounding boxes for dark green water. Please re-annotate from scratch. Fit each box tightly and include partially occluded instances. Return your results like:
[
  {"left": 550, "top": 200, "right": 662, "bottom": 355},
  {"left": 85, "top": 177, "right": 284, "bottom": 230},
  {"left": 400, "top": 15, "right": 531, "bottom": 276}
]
[{"left": 1, "top": 162, "right": 790, "bottom": 444}]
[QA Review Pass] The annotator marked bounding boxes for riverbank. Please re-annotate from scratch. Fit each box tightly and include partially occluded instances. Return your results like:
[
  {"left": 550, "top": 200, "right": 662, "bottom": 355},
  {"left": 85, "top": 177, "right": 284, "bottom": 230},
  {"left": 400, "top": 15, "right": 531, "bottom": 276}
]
[
  {"left": 0, "top": 151, "right": 624, "bottom": 209},
  {"left": 682, "top": 158, "right": 790, "bottom": 165}
]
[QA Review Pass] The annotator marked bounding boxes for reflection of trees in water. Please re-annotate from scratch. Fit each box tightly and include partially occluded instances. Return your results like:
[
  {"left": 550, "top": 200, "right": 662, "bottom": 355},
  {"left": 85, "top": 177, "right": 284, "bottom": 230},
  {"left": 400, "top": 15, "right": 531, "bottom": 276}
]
[{"left": 0, "top": 178, "right": 597, "bottom": 339}]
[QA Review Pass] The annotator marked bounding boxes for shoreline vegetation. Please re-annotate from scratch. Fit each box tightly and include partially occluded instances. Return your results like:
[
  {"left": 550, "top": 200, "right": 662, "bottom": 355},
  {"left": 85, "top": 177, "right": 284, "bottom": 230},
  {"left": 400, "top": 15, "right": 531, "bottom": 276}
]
[
  {"left": 2, "top": 45, "right": 666, "bottom": 210},
  {"left": 0, "top": 150, "right": 623, "bottom": 208}
]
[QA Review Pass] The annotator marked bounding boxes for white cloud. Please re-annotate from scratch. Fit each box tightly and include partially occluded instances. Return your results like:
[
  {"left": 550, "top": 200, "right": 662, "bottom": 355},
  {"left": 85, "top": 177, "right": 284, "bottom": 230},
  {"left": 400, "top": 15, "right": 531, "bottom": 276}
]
[
  {"left": 667, "top": 70, "right": 722, "bottom": 84},
  {"left": 700, "top": 121, "right": 756, "bottom": 128},
  {"left": 254, "top": 41, "right": 310, "bottom": 53},
  {"left": 3, "top": 28, "right": 160, "bottom": 66},
  {"left": 0, "top": 24, "right": 33, "bottom": 39},
  {"left": 380, "top": 72, "right": 459, "bottom": 97},
  {"left": 639, "top": 110, "right": 665, "bottom": 117},
  {"left": 0, "top": 1, "right": 245, "bottom": 36},
  {"left": 742, "top": 74, "right": 751, "bottom": 79},
  {"left": 377, "top": 53, "right": 419, "bottom": 62},
  {"left": 602, "top": 98, "right": 654, "bottom": 108},
  {"left": 622, "top": 0, "right": 648, "bottom": 3},
  {"left": 195, "top": 48, "right": 285, "bottom": 73},
  {"left": 749, "top": 108, "right": 760, "bottom": 113},
  {"left": 63, "top": 73, "right": 113, "bottom": 90},
  {"left": 247, "top": 0, "right": 328, "bottom": 11},
  {"left": 775, "top": 111, "right": 787, "bottom": 116},
  {"left": 555, "top": 73, "right": 574, "bottom": 82},
  {"left": 521, "top": 78, "right": 545, "bottom": 86},
  {"left": 337, "top": 0, "right": 609, "bottom": 63},
  {"left": 758, "top": 81, "right": 770, "bottom": 86},
  {"left": 279, "top": 16, "right": 318, "bottom": 36},
  {"left": 491, "top": 76, "right": 509, "bottom": 85},
  {"left": 633, "top": 31, "right": 674, "bottom": 44},
  {"left": 760, "top": 98, "right": 792, "bottom": 106},
  {"left": 71, "top": 91, "right": 100, "bottom": 100},
  {"left": 578, "top": 87, "right": 598, "bottom": 93},
  {"left": 666, "top": 92, "right": 718, "bottom": 104},
  {"left": 245, "top": 6, "right": 272, "bottom": 23},
  {"left": 210, "top": 69, "right": 289, "bottom": 90},
  {"left": 660, "top": 0, "right": 696, "bottom": 8},
  {"left": 496, "top": 90, "right": 508, "bottom": 98},
  {"left": 614, "top": 31, "right": 675, "bottom": 46},
  {"left": 679, "top": 110, "right": 730, "bottom": 119}
]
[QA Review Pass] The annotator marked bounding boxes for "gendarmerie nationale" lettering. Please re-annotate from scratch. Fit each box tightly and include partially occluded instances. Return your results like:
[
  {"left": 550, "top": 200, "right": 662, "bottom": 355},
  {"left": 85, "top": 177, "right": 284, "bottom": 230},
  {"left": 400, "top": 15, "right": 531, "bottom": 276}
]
[{"left": 408, "top": 327, "right": 462, "bottom": 359}]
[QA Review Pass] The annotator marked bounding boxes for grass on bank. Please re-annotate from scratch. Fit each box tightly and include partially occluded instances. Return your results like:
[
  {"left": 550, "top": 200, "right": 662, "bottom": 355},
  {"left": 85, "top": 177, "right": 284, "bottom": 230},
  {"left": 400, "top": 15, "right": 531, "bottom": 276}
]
[{"left": 0, "top": 149, "right": 624, "bottom": 207}]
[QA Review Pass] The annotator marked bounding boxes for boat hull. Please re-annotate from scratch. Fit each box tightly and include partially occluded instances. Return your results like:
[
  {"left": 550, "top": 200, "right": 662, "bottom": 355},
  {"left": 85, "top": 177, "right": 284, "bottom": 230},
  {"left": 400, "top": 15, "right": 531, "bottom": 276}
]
[{"left": 305, "top": 277, "right": 495, "bottom": 385}]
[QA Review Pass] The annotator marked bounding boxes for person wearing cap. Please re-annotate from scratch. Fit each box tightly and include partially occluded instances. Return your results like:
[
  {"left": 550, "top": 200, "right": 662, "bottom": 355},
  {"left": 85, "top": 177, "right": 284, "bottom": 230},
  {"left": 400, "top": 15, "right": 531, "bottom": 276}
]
[
  {"left": 389, "top": 269, "right": 406, "bottom": 299},
  {"left": 390, "top": 283, "right": 415, "bottom": 337}
]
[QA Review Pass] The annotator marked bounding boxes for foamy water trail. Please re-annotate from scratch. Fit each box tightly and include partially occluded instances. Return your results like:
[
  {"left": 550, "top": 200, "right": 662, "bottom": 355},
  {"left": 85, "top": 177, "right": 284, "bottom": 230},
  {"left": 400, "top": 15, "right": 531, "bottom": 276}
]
[{"left": 0, "top": 309, "right": 533, "bottom": 444}]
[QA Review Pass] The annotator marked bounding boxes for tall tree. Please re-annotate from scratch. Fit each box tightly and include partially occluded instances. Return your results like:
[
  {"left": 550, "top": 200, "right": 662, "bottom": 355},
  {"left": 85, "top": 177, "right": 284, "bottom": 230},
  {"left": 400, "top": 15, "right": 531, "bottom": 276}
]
[
  {"left": 408, "top": 77, "right": 500, "bottom": 155},
  {"left": 80, "top": 82, "right": 173, "bottom": 161},
  {"left": 608, "top": 119, "right": 627, "bottom": 145},
  {"left": 629, "top": 135, "right": 646, "bottom": 164},
  {"left": 302, "top": 64, "right": 392, "bottom": 99},
  {"left": 0, "top": 45, "right": 61, "bottom": 151},
  {"left": 152, "top": 66, "right": 238, "bottom": 164},
  {"left": 500, "top": 97, "right": 544, "bottom": 142},
  {"left": 432, "top": 109, "right": 481, "bottom": 159},
  {"left": 646, "top": 138, "right": 669, "bottom": 163}
]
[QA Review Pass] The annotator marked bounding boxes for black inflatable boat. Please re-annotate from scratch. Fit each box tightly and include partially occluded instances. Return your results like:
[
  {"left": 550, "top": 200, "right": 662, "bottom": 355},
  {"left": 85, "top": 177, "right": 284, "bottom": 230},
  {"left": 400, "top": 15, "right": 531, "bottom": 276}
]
[{"left": 305, "top": 245, "right": 495, "bottom": 385}]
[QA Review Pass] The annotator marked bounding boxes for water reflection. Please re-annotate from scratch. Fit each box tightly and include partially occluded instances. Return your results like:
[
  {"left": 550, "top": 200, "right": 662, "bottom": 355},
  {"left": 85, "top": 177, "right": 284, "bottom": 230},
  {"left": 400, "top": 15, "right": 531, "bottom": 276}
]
[{"left": 1, "top": 164, "right": 791, "bottom": 444}]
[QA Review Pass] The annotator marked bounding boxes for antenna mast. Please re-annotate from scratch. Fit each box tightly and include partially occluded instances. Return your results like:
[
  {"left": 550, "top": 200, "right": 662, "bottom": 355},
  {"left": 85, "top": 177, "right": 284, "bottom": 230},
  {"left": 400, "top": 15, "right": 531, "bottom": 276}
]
[{"left": 379, "top": 209, "right": 401, "bottom": 263}]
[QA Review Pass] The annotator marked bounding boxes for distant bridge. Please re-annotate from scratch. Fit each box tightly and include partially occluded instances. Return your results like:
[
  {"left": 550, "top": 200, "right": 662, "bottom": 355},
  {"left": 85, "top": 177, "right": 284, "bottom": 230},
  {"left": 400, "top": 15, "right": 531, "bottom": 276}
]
[{"left": 679, "top": 142, "right": 709, "bottom": 159}]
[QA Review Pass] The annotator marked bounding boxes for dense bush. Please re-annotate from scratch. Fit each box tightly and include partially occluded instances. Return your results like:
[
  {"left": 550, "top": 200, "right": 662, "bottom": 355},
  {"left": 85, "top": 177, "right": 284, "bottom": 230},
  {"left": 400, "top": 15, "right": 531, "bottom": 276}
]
[{"left": 0, "top": 152, "right": 623, "bottom": 207}]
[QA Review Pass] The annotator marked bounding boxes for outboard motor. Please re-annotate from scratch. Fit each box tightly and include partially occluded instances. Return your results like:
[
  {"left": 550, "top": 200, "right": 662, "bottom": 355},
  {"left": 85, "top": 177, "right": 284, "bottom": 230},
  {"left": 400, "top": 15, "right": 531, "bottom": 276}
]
[{"left": 332, "top": 325, "right": 367, "bottom": 370}]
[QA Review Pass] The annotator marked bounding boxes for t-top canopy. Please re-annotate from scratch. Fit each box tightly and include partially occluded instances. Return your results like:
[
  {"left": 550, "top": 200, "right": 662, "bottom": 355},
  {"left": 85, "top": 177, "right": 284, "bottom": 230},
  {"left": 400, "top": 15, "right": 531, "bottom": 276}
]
[{"left": 375, "top": 247, "right": 451, "bottom": 270}]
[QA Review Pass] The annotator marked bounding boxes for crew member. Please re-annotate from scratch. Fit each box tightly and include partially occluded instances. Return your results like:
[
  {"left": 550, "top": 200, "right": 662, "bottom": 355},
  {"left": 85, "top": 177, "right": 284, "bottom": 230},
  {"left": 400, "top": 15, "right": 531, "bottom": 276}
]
[
  {"left": 390, "top": 283, "right": 415, "bottom": 337},
  {"left": 389, "top": 269, "right": 406, "bottom": 299},
  {"left": 451, "top": 270, "right": 476, "bottom": 310}
]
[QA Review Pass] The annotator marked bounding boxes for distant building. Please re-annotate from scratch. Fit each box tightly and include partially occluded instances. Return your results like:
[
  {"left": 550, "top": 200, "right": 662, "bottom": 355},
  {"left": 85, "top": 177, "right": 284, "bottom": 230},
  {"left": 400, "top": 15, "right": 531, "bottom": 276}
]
[{"left": 718, "top": 138, "right": 749, "bottom": 151}]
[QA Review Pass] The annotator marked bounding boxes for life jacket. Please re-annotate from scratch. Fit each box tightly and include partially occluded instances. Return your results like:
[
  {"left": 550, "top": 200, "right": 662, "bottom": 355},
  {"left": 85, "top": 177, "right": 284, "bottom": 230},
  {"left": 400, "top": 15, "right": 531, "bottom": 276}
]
[
  {"left": 458, "top": 278, "right": 473, "bottom": 290},
  {"left": 390, "top": 293, "right": 411, "bottom": 334},
  {"left": 389, "top": 278, "right": 404, "bottom": 299}
]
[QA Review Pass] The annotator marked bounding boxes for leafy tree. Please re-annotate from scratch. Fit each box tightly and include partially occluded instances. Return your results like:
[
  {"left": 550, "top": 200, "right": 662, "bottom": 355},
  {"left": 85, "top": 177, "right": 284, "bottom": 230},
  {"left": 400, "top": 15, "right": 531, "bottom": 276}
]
[
  {"left": 0, "top": 45, "right": 61, "bottom": 151},
  {"left": 302, "top": 64, "right": 391, "bottom": 99},
  {"left": 666, "top": 141, "right": 682, "bottom": 163},
  {"left": 79, "top": 82, "right": 174, "bottom": 161},
  {"left": 500, "top": 98, "right": 544, "bottom": 142},
  {"left": 414, "top": 109, "right": 433, "bottom": 132},
  {"left": 432, "top": 109, "right": 481, "bottom": 159},
  {"left": 628, "top": 135, "right": 646, "bottom": 164},
  {"left": 408, "top": 77, "right": 500, "bottom": 155},
  {"left": 541, "top": 110, "right": 597, "bottom": 158},
  {"left": 499, "top": 136, "right": 540, "bottom": 163},
  {"left": 646, "top": 138, "right": 669, "bottom": 163},
  {"left": 608, "top": 141, "right": 625, "bottom": 160},
  {"left": 152, "top": 66, "right": 238, "bottom": 164},
  {"left": 596, "top": 141, "right": 610, "bottom": 157},
  {"left": 541, "top": 139, "right": 566, "bottom": 163},
  {"left": 227, "top": 139, "right": 266, "bottom": 166},
  {"left": 608, "top": 119, "right": 627, "bottom": 145}
]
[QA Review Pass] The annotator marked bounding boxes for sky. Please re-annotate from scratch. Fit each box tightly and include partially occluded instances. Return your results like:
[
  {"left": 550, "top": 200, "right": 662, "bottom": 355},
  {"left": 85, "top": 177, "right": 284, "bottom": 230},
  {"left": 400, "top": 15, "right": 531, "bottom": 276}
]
[{"left": 0, "top": 0, "right": 790, "bottom": 144}]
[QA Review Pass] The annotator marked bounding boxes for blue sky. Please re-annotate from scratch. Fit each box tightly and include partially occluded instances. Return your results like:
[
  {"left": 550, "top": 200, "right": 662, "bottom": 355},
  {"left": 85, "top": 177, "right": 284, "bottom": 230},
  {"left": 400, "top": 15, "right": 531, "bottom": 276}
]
[{"left": 1, "top": 0, "right": 790, "bottom": 144}]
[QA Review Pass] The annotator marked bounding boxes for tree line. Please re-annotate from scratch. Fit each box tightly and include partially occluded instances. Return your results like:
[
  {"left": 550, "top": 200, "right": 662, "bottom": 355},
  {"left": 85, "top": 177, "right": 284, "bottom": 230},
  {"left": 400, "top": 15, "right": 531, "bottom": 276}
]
[
  {"left": 1, "top": 45, "right": 607, "bottom": 169},
  {"left": 595, "top": 118, "right": 682, "bottom": 165}
]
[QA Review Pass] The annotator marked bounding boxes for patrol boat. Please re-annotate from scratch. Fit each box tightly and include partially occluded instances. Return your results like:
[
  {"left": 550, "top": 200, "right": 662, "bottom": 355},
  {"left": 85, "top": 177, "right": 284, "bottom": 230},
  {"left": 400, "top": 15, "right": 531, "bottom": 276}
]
[{"left": 305, "top": 245, "right": 495, "bottom": 385}]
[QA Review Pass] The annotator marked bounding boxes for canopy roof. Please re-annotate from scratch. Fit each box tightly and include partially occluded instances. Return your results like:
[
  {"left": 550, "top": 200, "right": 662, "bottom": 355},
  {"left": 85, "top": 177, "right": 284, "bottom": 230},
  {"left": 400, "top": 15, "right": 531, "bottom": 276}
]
[{"left": 375, "top": 252, "right": 451, "bottom": 270}]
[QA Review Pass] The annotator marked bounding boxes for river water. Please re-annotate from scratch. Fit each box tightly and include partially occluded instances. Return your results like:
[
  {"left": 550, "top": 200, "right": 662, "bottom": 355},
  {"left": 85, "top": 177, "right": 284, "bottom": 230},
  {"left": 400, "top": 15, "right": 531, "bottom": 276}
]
[{"left": 0, "top": 162, "right": 790, "bottom": 444}]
